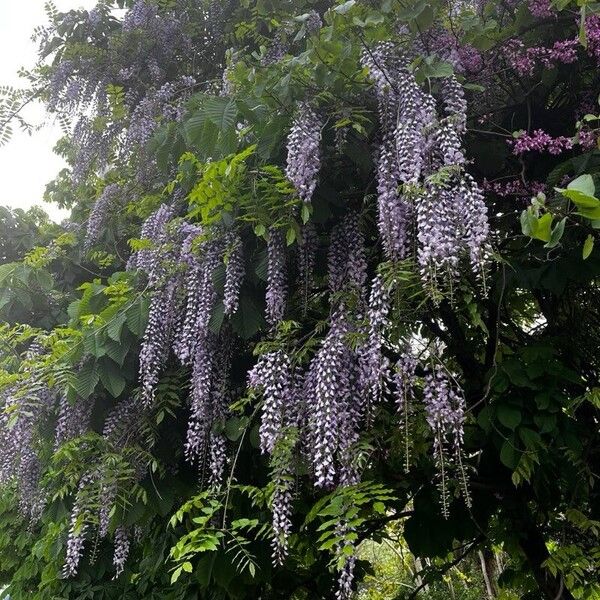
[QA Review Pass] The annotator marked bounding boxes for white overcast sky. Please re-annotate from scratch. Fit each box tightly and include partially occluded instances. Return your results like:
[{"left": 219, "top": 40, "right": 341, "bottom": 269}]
[{"left": 0, "top": 0, "right": 96, "bottom": 221}]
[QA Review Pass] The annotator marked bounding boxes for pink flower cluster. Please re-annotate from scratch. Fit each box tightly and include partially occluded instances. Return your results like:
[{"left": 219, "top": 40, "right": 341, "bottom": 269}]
[
  {"left": 482, "top": 178, "right": 546, "bottom": 197},
  {"left": 579, "top": 129, "right": 599, "bottom": 150},
  {"left": 528, "top": 0, "right": 555, "bottom": 19},
  {"left": 430, "top": 31, "right": 483, "bottom": 74},
  {"left": 507, "top": 39, "right": 578, "bottom": 76},
  {"left": 510, "top": 129, "right": 573, "bottom": 155},
  {"left": 586, "top": 14, "right": 600, "bottom": 63}
]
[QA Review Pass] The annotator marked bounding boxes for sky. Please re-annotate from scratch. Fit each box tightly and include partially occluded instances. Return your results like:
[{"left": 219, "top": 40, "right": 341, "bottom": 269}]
[{"left": 0, "top": 0, "right": 96, "bottom": 221}]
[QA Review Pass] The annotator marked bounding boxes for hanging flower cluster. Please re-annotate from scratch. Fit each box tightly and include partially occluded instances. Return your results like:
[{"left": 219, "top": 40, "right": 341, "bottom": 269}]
[
  {"left": 423, "top": 363, "right": 470, "bottom": 516},
  {"left": 223, "top": 232, "right": 245, "bottom": 317},
  {"left": 297, "top": 222, "right": 318, "bottom": 311},
  {"left": 285, "top": 102, "right": 323, "bottom": 204},
  {"left": 248, "top": 350, "right": 296, "bottom": 562},
  {"left": 265, "top": 227, "right": 287, "bottom": 326},
  {"left": 40, "top": 0, "right": 205, "bottom": 190},
  {"left": 85, "top": 183, "right": 122, "bottom": 250},
  {"left": 0, "top": 345, "right": 54, "bottom": 521},
  {"left": 361, "top": 43, "right": 489, "bottom": 289}
]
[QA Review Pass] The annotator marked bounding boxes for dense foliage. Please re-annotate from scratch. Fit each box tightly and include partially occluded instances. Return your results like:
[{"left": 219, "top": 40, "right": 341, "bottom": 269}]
[{"left": 1, "top": 1, "right": 600, "bottom": 598}]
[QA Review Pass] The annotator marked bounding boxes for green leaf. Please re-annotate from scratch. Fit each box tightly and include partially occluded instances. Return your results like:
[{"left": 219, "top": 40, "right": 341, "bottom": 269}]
[
  {"left": 107, "top": 312, "right": 127, "bottom": 342},
  {"left": 567, "top": 175, "right": 595, "bottom": 196},
  {"left": 521, "top": 210, "right": 552, "bottom": 242},
  {"left": 500, "top": 438, "right": 519, "bottom": 469},
  {"left": 99, "top": 358, "right": 126, "bottom": 398},
  {"left": 224, "top": 416, "right": 249, "bottom": 441},
  {"left": 204, "top": 97, "right": 237, "bottom": 132},
  {"left": 333, "top": 0, "right": 356, "bottom": 14},
  {"left": 171, "top": 567, "right": 183, "bottom": 584},
  {"left": 519, "top": 427, "right": 542, "bottom": 450},
  {"left": 286, "top": 227, "right": 296, "bottom": 246},
  {"left": 544, "top": 217, "right": 566, "bottom": 248},
  {"left": 126, "top": 298, "right": 148, "bottom": 337},
  {"left": 497, "top": 405, "right": 522, "bottom": 430},
  {"left": 535, "top": 213, "right": 552, "bottom": 242},
  {"left": 583, "top": 234, "right": 594, "bottom": 259},
  {"left": 74, "top": 360, "right": 99, "bottom": 399},
  {"left": 231, "top": 294, "right": 264, "bottom": 339},
  {"left": 105, "top": 338, "right": 131, "bottom": 366},
  {"left": 556, "top": 175, "right": 600, "bottom": 219}
]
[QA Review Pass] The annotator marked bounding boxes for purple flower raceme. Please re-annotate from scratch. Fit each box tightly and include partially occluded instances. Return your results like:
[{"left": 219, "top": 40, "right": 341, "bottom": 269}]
[
  {"left": 429, "top": 29, "right": 483, "bottom": 74},
  {"left": 207, "top": 339, "right": 232, "bottom": 488},
  {"left": 139, "top": 280, "right": 178, "bottom": 406},
  {"left": 482, "top": 178, "right": 546, "bottom": 198},
  {"left": 265, "top": 228, "right": 287, "bottom": 326},
  {"left": 85, "top": 183, "right": 121, "bottom": 250},
  {"left": 361, "top": 42, "right": 441, "bottom": 261},
  {"left": 271, "top": 464, "right": 294, "bottom": 565},
  {"left": 336, "top": 553, "right": 356, "bottom": 600},
  {"left": 297, "top": 222, "right": 317, "bottom": 311},
  {"left": 184, "top": 330, "right": 232, "bottom": 488},
  {"left": 285, "top": 102, "right": 323, "bottom": 204},
  {"left": 62, "top": 473, "right": 96, "bottom": 578},
  {"left": 423, "top": 363, "right": 469, "bottom": 516},
  {"left": 441, "top": 75, "right": 467, "bottom": 135},
  {"left": 305, "top": 10, "right": 322, "bottom": 35},
  {"left": 338, "top": 44, "right": 489, "bottom": 296},
  {"left": 308, "top": 311, "right": 355, "bottom": 489},
  {"left": 416, "top": 184, "right": 461, "bottom": 286},
  {"left": 54, "top": 395, "right": 94, "bottom": 450},
  {"left": 359, "top": 274, "right": 392, "bottom": 409},
  {"left": 185, "top": 333, "right": 216, "bottom": 465},
  {"left": 113, "top": 527, "right": 130, "bottom": 578},
  {"left": 223, "top": 232, "right": 245, "bottom": 317},
  {"left": 342, "top": 212, "right": 368, "bottom": 298},
  {"left": 0, "top": 361, "right": 55, "bottom": 521},
  {"left": 394, "top": 353, "right": 418, "bottom": 471},
  {"left": 248, "top": 350, "right": 294, "bottom": 455},
  {"left": 128, "top": 203, "right": 176, "bottom": 281},
  {"left": 248, "top": 351, "right": 297, "bottom": 561},
  {"left": 172, "top": 236, "right": 221, "bottom": 365}
]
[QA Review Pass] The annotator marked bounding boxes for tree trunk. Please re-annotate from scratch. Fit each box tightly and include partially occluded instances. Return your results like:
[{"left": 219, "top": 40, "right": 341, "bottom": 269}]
[{"left": 478, "top": 550, "right": 497, "bottom": 599}]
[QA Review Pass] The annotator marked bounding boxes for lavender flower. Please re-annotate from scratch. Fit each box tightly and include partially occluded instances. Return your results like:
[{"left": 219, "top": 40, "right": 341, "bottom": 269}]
[
  {"left": 85, "top": 183, "right": 121, "bottom": 250},
  {"left": 285, "top": 102, "right": 323, "bottom": 204},
  {"left": 328, "top": 213, "right": 367, "bottom": 298},
  {"left": 185, "top": 334, "right": 216, "bottom": 464},
  {"left": 139, "top": 280, "right": 178, "bottom": 406},
  {"left": 223, "top": 232, "right": 244, "bottom": 316},
  {"left": 265, "top": 228, "right": 287, "bottom": 326},
  {"left": 249, "top": 350, "right": 294, "bottom": 455},
  {"left": 423, "top": 364, "right": 468, "bottom": 516},
  {"left": 62, "top": 474, "right": 95, "bottom": 578},
  {"left": 394, "top": 353, "right": 418, "bottom": 471},
  {"left": 309, "top": 312, "right": 353, "bottom": 488},
  {"left": 297, "top": 222, "right": 317, "bottom": 311},
  {"left": 55, "top": 395, "right": 94, "bottom": 450},
  {"left": 113, "top": 527, "right": 130, "bottom": 578},
  {"left": 359, "top": 274, "right": 392, "bottom": 409}
]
